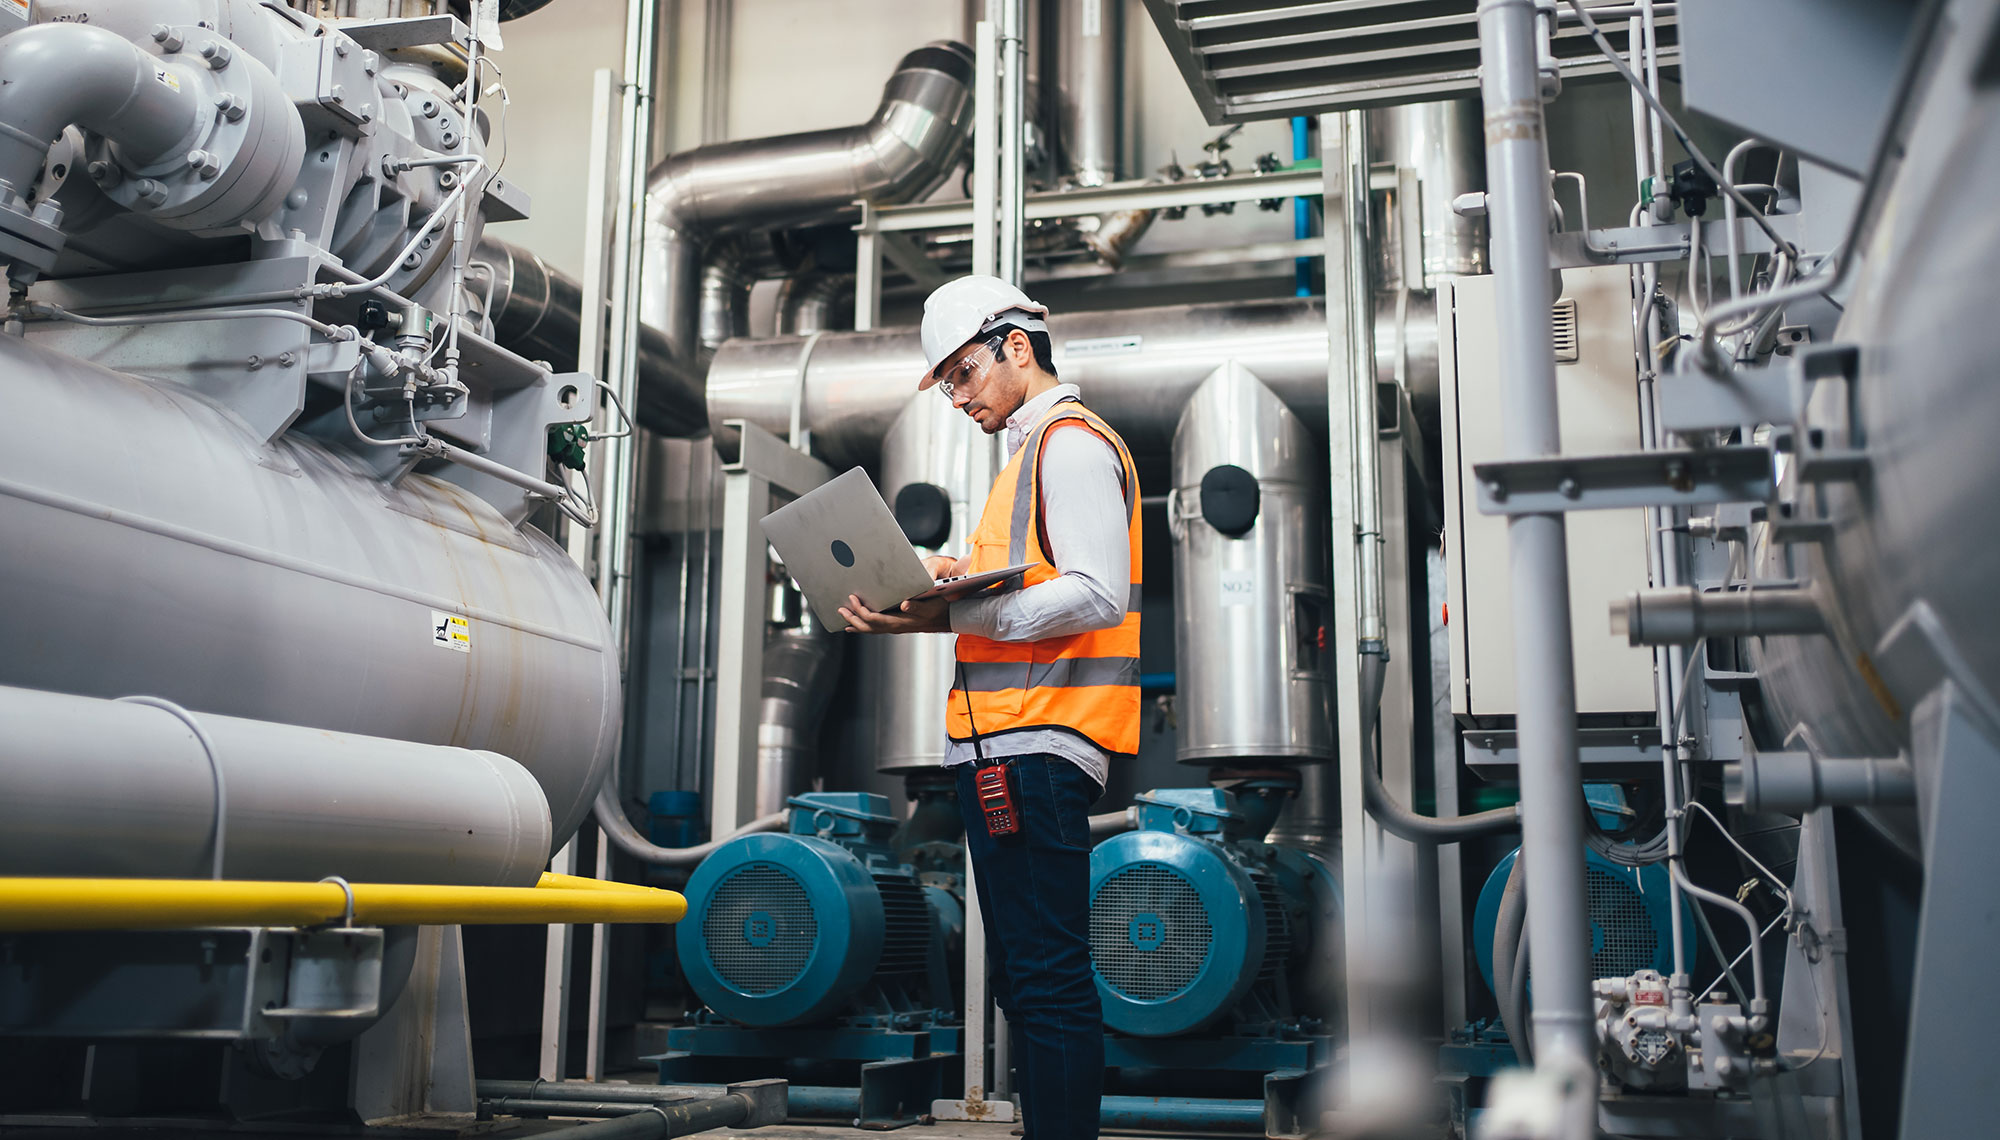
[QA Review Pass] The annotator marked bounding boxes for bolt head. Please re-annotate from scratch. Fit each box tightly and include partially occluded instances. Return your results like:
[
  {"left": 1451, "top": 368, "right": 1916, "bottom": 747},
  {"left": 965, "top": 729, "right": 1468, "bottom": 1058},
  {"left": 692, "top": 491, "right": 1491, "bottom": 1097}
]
[
  {"left": 132, "top": 178, "right": 168, "bottom": 207},
  {"left": 216, "top": 94, "right": 247, "bottom": 122},
  {"left": 1558, "top": 476, "right": 1581, "bottom": 499},
  {"left": 333, "top": 41, "right": 349, "bottom": 57},
  {"left": 186, "top": 150, "right": 221, "bottom": 180},
  {"left": 199, "top": 41, "right": 230, "bottom": 68},
  {"left": 151, "top": 25, "right": 184, "bottom": 51},
  {"left": 86, "top": 159, "right": 117, "bottom": 184}
]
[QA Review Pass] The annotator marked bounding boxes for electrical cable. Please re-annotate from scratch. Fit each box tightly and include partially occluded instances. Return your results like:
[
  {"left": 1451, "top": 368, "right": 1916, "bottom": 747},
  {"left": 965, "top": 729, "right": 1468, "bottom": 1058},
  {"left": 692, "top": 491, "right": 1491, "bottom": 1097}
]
[
  {"left": 1563, "top": 0, "right": 1797, "bottom": 259},
  {"left": 1509, "top": 916, "right": 1533, "bottom": 1064},
  {"left": 117, "top": 696, "right": 226, "bottom": 880}
]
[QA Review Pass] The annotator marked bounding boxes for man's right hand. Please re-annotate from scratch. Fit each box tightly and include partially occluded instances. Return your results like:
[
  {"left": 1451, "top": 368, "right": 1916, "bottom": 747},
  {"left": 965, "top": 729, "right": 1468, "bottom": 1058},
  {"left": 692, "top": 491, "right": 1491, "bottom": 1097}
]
[{"left": 924, "top": 554, "right": 969, "bottom": 578}]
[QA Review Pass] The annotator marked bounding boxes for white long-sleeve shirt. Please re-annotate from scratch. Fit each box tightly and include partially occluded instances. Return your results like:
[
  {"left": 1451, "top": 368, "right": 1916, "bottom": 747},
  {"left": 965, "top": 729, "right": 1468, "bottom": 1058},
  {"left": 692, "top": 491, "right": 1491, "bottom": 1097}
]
[{"left": 944, "top": 383, "right": 1131, "bottom": 789}]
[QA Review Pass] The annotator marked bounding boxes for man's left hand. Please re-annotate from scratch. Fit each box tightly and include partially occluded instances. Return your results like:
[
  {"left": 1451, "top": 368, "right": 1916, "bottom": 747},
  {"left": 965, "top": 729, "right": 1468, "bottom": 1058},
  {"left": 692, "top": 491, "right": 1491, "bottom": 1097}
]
[{"left": 840, "top": 593, "right": 951, "bottom": 634}]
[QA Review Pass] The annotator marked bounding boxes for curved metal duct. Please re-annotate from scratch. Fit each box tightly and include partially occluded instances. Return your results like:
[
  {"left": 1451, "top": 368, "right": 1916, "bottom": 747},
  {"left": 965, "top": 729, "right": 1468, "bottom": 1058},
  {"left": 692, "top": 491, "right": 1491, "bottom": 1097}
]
[
  {"left": 708, "top": 297, "right": 1330, "bottom": 467},
  {"left": 775, "top": 272, "right": 855, "bottom": 336},
  {"left": 640, "top": 41, "right": 976, "bottom": 369}
]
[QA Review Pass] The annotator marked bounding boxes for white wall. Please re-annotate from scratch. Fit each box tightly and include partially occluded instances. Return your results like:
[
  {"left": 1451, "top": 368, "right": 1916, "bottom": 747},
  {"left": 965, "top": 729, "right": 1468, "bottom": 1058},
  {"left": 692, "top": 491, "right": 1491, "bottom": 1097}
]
[{"left": 485, "top": 0, "right": 1306, "bottom": 279}]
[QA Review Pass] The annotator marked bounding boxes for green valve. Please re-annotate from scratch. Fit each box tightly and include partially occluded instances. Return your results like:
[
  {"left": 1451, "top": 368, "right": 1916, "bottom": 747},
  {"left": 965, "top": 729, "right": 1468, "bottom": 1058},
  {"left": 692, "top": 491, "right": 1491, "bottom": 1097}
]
[{"left": 548, "top": 422, "right": 589, "bottom": 471}]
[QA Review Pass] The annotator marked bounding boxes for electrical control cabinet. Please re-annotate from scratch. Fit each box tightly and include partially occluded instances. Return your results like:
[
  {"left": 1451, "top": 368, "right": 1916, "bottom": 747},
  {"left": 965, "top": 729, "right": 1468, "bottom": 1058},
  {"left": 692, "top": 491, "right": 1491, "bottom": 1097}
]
[{"left": 1438, "top": 265, "right": 1658, "bottom": 720}]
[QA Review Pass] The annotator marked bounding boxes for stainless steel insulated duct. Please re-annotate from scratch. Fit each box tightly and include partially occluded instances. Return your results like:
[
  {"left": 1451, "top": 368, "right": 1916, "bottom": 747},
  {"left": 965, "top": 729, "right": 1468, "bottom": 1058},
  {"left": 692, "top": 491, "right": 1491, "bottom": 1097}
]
[
  {"left": 1170, "top": 363, "right": 1332, "bottom": 766},
  {"left": 872, "top": 393, "right": 1000, "bottom": 774},
  {"left": 476, "top": 235, "right": 707, "bottom": 436},
  {"left": 755, "top": 615, "right": 841, "bottom": 816},
  {"left": 640, "top": 41, "right": 976, "bottom": 370},
  {"left": 709, "top": 297, "right": 1330, "bottom": 467},
  {"left": 0, "top": 684, "right": 553, "bottom": 885},
  {"left": 774, "top": 273, "right": 855, "bottom": 336},
  {"left": 1054, "top": 0, "right": 1119, "bottom": 188},
  {"left": 0, "top": 333, "right": 619, "bottom": 849},
  {"left": 1368, "top": 100, "right": 1488, "bottom": 288}
]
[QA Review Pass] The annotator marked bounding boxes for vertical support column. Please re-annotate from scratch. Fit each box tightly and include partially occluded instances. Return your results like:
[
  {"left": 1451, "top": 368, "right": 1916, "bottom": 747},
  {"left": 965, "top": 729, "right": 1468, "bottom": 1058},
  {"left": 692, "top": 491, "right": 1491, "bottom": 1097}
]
[
  {"left": 1320, "top": 110, "right": 1374, "bottom": 1038},
  {"left": 709, "top": 465, "right": 771, "bottom": 840},
  {"left": 1475, "top": 0, "right": 1591, "bottom": 1083},
  {"left": 854, "top": 201, "right": 882, "bottom": 332},
  {"left": 969, "top": 16, "right": 999, "bottom": 280},
  {"left": 545, "top": 63, "right": 622, "bottom": 1084},
  {"left": 538, "top": 840, "right": 575, "bottom": 1080},
  {"left": 995, "top": 0, "right": 1026, "bottom": 286}
]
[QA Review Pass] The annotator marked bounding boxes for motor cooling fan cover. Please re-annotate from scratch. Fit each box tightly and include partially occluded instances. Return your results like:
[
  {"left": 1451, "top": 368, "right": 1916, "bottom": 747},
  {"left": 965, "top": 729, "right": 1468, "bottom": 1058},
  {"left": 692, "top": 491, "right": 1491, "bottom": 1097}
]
[
  {"left": 678, "top": 832, "right": 885, "bottom": 1027},
  {"left": 1088, "top": 829, "right": 1267, "bottom": 1036}
]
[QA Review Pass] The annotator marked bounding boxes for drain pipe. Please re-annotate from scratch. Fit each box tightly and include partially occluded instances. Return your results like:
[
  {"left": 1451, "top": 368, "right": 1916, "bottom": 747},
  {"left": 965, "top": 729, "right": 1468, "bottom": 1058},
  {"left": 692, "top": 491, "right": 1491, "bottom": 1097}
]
[
  {"left": 1475, "top": 0, "right": 1595, "bottom": 1111},
  {"left": 0, "top": 23, "right": 205, "bottom": 195}
]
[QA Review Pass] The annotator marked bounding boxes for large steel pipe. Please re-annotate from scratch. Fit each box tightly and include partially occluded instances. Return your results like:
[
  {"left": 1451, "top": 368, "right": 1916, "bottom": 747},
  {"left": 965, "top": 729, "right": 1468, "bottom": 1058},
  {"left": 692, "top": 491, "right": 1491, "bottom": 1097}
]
[
  {"left": 477, "top": 235, "right": 707, "bottom": 437},
  {"left": 709, "top": 297, "right": 1330, "bottom": 467},
  {"left": 0, "top": 334, "right": 619, "bottom": 847},
  {"left": 0, "top": 684, "right": 552, "bottom": 885}
]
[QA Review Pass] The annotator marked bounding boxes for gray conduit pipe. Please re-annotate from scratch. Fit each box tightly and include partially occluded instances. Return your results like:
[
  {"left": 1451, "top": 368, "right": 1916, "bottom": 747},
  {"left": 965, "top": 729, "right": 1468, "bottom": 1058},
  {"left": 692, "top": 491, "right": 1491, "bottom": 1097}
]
[
  {"left": 1357, "top": 652, "right": 1521, "bottom": 842},
  {"left": 0, "top": 23, "right": 203, "bottom": 193},
  {"left": 594, "top": 784, "right": 786, "bottom": 868},
  {"left": 1476, "top": 0, "right": 1596, "bottom": 1088}
]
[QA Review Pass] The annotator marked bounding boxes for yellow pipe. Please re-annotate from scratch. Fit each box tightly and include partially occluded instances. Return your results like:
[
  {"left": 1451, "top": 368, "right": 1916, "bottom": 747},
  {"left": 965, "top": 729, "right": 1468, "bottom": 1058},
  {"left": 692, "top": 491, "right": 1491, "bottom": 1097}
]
[
  {"left": 536, "top": 871, "right": 660, "bottom": 894},
  {"left": 0, "top": 876, "right": 687, "bottom": 932}
]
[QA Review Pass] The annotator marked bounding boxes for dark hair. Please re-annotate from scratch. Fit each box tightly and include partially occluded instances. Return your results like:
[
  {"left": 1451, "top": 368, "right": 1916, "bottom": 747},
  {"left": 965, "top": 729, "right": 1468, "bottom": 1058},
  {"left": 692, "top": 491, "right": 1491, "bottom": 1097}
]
[{"left": 987, "top": 323, "right": 1058, "bottom": 378}]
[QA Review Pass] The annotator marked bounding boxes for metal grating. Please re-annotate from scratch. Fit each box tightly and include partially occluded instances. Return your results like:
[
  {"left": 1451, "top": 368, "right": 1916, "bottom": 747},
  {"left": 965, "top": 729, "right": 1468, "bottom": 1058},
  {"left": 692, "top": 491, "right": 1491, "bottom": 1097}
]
[
  {"left": 1091, "top": 863, "right": 1216, "bottom": 1001},
  {"left": 704, "top": 863, "right": 818, "bottom": 995},
  {"left": 872, "top": 872, "right": 934, "bottom": 977},
  {"left": 1552, "top": 297, "right": 1580, "bottom": 363},
  {"left": 1586, "top": 864, "right": 1659, "bottom": 979},
  {"left": 1141, "top": 0, "right": 1680, "bottom": 123},
  {"left": 1251, "top": 866, "right": 1292, "bottom": 979}
]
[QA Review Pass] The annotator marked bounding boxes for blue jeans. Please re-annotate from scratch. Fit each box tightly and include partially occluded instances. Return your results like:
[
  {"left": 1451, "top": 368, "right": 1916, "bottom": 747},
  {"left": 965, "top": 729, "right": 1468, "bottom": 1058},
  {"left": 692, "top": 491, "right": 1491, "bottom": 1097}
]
[{"left": 954, "top": 754, "right": 1103, "bottom": 1140}]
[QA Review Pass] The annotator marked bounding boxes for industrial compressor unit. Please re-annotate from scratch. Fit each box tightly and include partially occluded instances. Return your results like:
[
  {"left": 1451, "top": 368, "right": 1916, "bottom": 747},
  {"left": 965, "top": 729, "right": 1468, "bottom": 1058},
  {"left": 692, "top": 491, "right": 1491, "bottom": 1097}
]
[
  {"left": 662, "top": 792, "right": 963, "bottom": 1126},
  {"left": 1088, "top": 788, "right": 1341, "bottom": 1104}
]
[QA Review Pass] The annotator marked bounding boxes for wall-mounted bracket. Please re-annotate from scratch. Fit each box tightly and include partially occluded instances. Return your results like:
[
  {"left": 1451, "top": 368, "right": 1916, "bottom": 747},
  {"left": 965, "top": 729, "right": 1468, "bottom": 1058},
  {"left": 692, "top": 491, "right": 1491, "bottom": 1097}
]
[{"left": 1473, "top": 445, "right": 1774, "bottom": 515}]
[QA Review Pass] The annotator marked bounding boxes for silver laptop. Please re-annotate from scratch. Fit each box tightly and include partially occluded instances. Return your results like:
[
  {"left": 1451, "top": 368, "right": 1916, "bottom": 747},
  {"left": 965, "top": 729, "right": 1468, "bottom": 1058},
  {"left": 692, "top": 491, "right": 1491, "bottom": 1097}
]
[{"left": 761, "top": 467, "right": 1034, "bottom": 632}]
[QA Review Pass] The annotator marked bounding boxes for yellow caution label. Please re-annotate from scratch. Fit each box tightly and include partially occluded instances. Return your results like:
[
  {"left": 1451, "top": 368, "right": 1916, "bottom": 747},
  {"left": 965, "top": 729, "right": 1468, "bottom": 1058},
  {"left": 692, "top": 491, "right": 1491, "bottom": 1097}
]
[
  {"left": 155, "top": 67, "right": 181, "bottom": 93},
  {"left": 431, "top": 610, "right": 471, "bottom": 653}
]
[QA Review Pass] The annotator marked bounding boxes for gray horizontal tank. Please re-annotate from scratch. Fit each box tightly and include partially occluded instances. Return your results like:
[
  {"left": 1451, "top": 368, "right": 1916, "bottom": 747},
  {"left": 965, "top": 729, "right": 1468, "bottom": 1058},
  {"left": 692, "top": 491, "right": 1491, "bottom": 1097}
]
[
  {"left": 1171, "top": 364, "right": 1332, "bottom": 766},
  {"left": 0, "top": 333, "right": 618, "bottom": 848}
]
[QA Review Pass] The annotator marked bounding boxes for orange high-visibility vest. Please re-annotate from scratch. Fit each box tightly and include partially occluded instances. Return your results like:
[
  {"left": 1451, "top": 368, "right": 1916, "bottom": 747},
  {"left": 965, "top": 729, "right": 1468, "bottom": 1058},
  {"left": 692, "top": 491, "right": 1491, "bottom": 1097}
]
[{"left": 949, "top": 398, "right": 1143, "bottom": 756}]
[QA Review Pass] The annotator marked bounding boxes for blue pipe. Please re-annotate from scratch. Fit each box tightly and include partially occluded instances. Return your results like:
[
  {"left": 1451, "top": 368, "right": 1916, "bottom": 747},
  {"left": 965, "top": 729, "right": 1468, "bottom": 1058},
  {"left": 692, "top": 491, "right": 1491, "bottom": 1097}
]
[
  {"left": 1292, "top": 116, "right": 1313, "bottom": 297},
  {"left": 1100, "top": 1095, "right": 1265, "bottom": 1132},
  {"left": 784, "top": 1086, "right": 859, "bottom": 1118}
]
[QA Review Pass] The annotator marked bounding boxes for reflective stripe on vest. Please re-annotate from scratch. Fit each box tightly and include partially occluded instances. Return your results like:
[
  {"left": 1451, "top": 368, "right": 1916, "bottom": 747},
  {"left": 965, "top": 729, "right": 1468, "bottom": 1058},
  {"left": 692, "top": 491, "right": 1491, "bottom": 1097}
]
[{"left": 950, "top": 399, "right": 1144, "bottom": 756}]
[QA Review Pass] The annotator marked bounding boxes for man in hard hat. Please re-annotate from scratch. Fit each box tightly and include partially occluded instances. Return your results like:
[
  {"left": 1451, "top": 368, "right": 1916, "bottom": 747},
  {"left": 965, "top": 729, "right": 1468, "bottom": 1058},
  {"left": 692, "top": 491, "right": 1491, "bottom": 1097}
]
[{"left": 839, "top": 275, "right": 1139, "bottom": 1140}]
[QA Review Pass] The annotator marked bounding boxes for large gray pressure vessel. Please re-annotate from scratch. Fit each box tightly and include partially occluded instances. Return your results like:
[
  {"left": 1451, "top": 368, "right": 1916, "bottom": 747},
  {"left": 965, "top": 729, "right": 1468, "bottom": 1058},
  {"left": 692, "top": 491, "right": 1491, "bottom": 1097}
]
[{"left": 0, "top": 334, "right": 618, "bottom": 849}]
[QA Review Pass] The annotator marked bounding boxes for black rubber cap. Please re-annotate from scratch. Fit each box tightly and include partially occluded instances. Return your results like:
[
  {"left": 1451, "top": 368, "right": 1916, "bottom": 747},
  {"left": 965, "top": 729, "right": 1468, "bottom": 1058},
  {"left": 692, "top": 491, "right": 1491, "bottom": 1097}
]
[
  {"left": 900, "top": 42, "right": 976, "bottom": 86},
  {"left": 895, "top": 483, "right": 954, "bottom": 549},
  {"left": 1200, "top": 465, "right": 1260, "bottom": 537}
]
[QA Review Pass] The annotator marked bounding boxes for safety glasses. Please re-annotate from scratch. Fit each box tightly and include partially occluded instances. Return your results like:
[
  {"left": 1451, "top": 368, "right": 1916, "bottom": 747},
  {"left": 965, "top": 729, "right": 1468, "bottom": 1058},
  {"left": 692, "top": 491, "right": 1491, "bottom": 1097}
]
[{"left": 935, "top": 337, "right": 1007, "bottom": 400}]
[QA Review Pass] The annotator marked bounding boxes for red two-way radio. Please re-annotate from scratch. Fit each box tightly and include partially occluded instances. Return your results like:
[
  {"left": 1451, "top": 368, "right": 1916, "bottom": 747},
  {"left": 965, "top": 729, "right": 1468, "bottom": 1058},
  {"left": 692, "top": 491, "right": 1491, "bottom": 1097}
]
[{"left": 974, "top": 762, "right": 1019, "bottom": 837}]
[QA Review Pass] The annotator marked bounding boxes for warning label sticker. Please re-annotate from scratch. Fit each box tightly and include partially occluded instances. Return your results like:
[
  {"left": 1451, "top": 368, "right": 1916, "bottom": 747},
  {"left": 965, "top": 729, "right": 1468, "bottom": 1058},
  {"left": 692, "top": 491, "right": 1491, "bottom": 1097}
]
[
  {"left": 154, "top": 67, "right": 181, "bottom": 93},
  {"left": 431, "top": 610, "right": 471, "bottom": 653}
]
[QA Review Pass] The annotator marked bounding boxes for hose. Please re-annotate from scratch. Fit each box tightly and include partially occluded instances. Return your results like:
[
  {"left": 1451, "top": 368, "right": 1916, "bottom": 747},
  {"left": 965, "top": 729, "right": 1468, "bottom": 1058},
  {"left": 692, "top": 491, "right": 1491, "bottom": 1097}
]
[
  {"left": 1357, "top": 651, "right": 1521, "bottom": 843},
  {"left": 1489, "top": 855, "right": 1532, "bottom": 1066},
  {"left": 593, "top": 782, "right": 786, "bottom": 867},
  {"left": 1508, "top": 918, "right": 1533, "bottom": 1063}
]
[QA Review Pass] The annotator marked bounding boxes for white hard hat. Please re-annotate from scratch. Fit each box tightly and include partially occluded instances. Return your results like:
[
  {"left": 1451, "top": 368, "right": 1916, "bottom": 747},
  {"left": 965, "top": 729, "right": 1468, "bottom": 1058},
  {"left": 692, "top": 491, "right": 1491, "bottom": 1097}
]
[{"left": 917, "top": 275, "right": 1050, "bottom": 390}]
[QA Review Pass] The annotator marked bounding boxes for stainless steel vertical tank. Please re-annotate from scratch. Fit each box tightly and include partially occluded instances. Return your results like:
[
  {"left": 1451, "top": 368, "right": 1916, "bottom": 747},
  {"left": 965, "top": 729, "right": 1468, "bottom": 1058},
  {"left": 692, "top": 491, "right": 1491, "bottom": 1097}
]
[
  {"left": 872, "top": 392, "right": 999, "bottom": 773},
  {"left": 1170, "top": 364, "right": 1333, "bottom": 766},
  {"left": 0, "top": 334, "right": 618, "bottom": 847}
]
